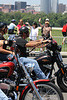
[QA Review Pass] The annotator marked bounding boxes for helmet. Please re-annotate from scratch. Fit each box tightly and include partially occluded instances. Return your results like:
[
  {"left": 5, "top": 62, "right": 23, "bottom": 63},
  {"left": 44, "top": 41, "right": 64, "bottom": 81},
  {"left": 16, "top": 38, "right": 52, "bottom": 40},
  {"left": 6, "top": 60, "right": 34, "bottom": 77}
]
[
  {"left": 0, "top": 22, "right": 7, "bottom": 29},
  {"left": 19, "top": 26, "right": 29, "bottom": 35},
  {"left": 11, "top": 19, "right": 16, "bottom": 22}
]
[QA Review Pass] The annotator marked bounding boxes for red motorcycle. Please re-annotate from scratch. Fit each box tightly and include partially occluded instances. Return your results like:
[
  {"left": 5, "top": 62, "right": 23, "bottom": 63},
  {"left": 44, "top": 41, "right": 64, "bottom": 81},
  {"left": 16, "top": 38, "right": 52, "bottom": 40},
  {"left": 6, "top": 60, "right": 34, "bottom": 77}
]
[{"left": 0, "top": 45, "right": 64, "bottom": 100}]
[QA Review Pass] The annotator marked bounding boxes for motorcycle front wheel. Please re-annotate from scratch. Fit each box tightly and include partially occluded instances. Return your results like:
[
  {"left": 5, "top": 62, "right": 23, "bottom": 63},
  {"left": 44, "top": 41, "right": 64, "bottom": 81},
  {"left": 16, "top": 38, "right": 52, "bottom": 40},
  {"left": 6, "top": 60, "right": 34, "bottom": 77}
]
[
  {"left": 20, "top": 82, "right": 64, "bottom": 100},
  {"left": 57, "top": 72, "right": 67, "bottom": 92}
]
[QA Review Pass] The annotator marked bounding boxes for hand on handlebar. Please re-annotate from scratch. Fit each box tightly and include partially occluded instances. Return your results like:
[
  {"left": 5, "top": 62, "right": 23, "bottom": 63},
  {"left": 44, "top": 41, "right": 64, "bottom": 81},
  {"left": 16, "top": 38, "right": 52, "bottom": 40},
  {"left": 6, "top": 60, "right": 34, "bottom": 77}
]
[{"left": 42, "top": 40, "right": 51, "bottom": 44}]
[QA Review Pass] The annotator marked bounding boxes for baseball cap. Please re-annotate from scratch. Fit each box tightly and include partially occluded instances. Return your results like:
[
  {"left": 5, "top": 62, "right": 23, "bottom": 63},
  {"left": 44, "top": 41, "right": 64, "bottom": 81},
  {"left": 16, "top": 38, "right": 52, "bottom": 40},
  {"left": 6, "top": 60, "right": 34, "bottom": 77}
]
[{"left": 11, "top": 19, "right": 16, "bottom": 22}]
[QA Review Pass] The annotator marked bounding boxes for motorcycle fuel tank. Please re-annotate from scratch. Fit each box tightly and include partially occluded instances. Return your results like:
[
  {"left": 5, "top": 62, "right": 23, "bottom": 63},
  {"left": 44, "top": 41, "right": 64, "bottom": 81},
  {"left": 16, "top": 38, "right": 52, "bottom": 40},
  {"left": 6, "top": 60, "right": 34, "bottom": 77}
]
[
  {"left": 35, "top": 51, "right": 52, "bottom": 65},
  {"left": 0, "top": 62, "right": 15, "bottom": 79}
]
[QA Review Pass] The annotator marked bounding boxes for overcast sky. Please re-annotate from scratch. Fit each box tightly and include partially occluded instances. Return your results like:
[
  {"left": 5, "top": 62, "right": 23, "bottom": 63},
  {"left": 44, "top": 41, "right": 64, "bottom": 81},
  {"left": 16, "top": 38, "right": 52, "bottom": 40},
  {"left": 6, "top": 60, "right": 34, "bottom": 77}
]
[{"left": 0, "top": 0, "right": 67, "bottom": 5}]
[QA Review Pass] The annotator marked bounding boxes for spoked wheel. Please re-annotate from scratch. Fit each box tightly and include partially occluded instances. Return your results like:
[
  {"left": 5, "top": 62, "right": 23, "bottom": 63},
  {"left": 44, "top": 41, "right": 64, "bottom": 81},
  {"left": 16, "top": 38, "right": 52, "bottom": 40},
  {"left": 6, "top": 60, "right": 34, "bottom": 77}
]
[{"left": 21, "top": 82, "right": 64, "bottom": 100}]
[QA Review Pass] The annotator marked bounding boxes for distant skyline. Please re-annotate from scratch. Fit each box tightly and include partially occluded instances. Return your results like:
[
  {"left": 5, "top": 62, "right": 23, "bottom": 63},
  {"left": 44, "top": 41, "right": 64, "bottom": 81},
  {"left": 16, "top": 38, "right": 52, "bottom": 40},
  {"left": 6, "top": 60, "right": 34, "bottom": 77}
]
[{"left": 0, "top": 0, "right": 67, "bottom": 5}]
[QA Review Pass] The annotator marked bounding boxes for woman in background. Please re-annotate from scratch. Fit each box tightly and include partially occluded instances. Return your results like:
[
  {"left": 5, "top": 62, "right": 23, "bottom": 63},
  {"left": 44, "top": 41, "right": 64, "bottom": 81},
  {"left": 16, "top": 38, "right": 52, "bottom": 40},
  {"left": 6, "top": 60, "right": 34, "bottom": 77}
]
[
  {"left": 17, "top": 19, "right": 24, "bottom": 34},
  {"left": 26, "top": 22, "right": 38, "bottom": 41},
  {"left": 39, "top": 18, "right": 52, "bottom": 40}
]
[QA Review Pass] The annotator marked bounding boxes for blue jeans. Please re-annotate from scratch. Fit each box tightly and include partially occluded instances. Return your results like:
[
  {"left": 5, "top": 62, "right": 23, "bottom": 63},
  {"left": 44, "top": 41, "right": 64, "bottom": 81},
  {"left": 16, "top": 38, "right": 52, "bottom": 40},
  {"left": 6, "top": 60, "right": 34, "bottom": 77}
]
[{"left": 20, "top": 57, "right": 46, "bottom": 79}]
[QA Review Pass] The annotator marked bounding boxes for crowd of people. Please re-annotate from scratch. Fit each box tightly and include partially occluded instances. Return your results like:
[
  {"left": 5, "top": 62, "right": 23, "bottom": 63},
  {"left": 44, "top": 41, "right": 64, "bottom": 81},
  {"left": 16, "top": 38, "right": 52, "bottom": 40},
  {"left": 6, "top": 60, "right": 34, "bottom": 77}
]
[
  {"left": 8, "top": 18, "right": 52, "bottom": 40},
  {"left": 8, "top": 18, "right": 67, "bottom": 45}
]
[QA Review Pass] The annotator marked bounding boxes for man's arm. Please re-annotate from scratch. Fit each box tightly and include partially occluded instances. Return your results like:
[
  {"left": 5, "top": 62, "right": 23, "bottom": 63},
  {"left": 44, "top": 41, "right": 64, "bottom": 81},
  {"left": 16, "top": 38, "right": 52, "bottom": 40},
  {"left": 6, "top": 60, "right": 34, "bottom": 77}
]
[
  {"left": 0, "top": 40, "right": 14, "bottom": 55},
  {"left": 0, "top": 47, "right": 14, "bottom": 55},
  {"left": 25, "top": 39, "right": 50, "bottom": 47}
]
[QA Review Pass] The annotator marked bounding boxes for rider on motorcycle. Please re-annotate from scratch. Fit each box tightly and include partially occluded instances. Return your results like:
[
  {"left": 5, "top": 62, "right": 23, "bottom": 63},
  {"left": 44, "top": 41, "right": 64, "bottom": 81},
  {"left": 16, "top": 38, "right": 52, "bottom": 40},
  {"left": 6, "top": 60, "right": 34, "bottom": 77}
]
[
  {"left": 0, "top": 22, "right": 17, "bottom": 99},
  {"left": 0, "top": 22, "right": 50, "bottom": 79},
  {"left": 0, "top": 22, "right": 15, "bottom": 61},
  {"left": 15, "top": 26, "right": 50, "bottom": 79}
]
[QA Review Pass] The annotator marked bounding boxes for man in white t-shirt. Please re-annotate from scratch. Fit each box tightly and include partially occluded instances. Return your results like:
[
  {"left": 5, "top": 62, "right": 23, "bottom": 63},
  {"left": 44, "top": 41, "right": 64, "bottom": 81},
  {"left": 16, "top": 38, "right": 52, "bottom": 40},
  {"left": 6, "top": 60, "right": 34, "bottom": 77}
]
[
  {"left": 26, "top": 22, "right": 38, "bottom": 41},
  {"left": 8, "top": 19, "right": 19, "bottom": 34}
]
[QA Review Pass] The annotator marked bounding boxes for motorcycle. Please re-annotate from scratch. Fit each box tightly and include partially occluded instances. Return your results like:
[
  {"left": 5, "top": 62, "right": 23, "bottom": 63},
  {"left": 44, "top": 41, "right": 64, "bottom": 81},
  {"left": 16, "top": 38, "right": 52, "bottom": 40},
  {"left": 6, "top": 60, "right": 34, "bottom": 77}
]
[
  {"left": 0, "top": 44, "right": 64, "bottom": 100},
  {"left": 35, "top": 38, "right": 67, "bottom": 92},
  {"left": 7, "top": 35, "right": 67, "bottom": 92}
]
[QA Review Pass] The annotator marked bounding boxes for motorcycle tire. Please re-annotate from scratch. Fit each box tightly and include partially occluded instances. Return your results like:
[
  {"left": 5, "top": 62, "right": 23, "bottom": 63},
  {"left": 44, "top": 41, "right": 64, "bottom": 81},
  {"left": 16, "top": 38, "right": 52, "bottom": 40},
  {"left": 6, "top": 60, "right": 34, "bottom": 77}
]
[
  {"left": 20, "top": 81, "right": 64, "bottom": 100},
  {"left": 57, "top": 73, "right": 67, "bottom": 92}
]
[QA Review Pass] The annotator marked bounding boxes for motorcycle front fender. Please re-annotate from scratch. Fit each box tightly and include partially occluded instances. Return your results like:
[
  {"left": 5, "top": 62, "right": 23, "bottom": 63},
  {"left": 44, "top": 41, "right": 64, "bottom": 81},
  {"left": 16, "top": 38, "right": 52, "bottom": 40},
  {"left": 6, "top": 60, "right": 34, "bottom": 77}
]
[{"left": 20, "top": 79, "right": 50, "bottom": 100}]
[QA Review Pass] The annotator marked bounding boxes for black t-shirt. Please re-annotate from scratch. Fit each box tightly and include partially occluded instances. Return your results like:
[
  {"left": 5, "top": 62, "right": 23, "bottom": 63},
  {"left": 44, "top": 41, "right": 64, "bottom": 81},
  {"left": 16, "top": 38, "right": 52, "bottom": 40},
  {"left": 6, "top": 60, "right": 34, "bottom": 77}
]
[
  {"left": 0, "top": 34, "right": 5, "bottom": 40},
  {"left": 16, "top": 37, "right": 28, "bottom": 57}
]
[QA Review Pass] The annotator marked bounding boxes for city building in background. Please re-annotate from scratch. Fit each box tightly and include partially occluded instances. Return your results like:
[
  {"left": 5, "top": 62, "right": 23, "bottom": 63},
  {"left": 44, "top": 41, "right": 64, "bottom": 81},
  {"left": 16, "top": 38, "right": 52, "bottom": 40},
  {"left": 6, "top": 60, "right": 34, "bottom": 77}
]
[
  {"left": 32, "top": 5, "right": 40, "bottom": 12},
  {"left": 40, "top": 0, "right": 51, "bottom": 14},
  {"left": 65, "top": 5, "right": 67, "bottom": 11},
  {"left": 0, "top": 0, "right": 67, "bottom": 14},
  {"left": 58, "top": 3, "right": 66, "bottom": 13},
  {"left": 51, "top": 0, "right": 59, "bottom": 13},
  {"left": 40, "top": 0, "right": 59, "bottom": 13},
  {"left": 0, "top": 4, "right": 14, "bottom": 10},
  {"left": 26, "top": 5, "right": 40, "bottom": 12},
  {"left": 0, "top": 4, "right": 14, "bottom": 13},
  {"left": 26, "top": 5, "right": 34, "bottom": 11},
  {"left": 15, "top": 1, "right": 26, "bottom": 10},
  {"left": 63, "top": 5, "right": 67, "bottom": 14}
]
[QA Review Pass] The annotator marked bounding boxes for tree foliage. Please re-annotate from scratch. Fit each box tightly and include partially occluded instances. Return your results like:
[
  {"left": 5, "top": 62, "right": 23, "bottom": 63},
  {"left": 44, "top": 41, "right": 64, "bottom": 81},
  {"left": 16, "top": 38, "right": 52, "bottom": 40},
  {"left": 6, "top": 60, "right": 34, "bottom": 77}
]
[{"left": 0, "top": 11, "right": 67, "bottom": 27}]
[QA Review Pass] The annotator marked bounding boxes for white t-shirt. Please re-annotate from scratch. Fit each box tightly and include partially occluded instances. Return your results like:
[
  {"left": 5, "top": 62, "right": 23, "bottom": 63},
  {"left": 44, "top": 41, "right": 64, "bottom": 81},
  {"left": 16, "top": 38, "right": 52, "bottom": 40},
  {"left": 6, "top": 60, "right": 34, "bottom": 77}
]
[
  {"left": 29, "top": 27, "right": 38, "bottom": 40},
  {"left": 8, "top": 23, "right": 16, "bottom": 30}
]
